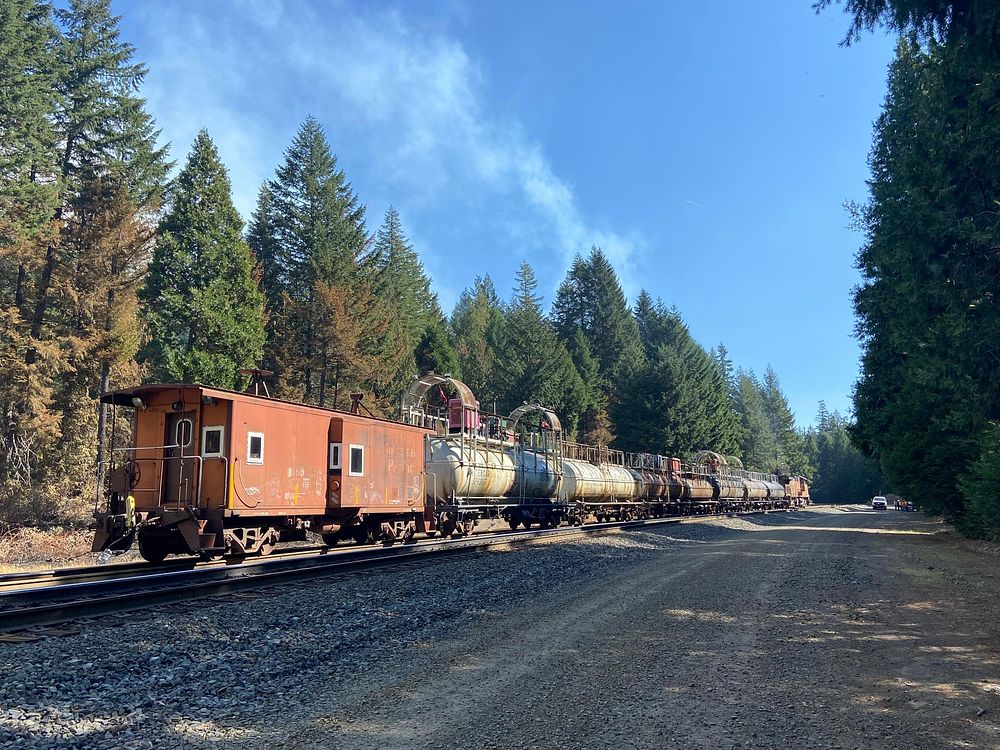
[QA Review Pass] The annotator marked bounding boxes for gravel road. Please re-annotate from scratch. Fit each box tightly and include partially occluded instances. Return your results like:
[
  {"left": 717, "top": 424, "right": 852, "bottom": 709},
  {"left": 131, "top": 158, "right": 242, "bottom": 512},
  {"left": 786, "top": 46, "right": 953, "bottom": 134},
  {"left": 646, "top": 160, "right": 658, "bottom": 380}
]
[{"left": 3, "top": 506, "right": 1000, "bottom": 749}]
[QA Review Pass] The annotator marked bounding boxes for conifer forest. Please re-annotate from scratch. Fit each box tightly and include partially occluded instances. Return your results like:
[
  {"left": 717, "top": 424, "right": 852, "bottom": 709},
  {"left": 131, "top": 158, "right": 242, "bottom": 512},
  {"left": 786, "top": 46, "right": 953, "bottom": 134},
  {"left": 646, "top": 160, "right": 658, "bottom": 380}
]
[{"left": 5, "top": 0, "right": 942, "bottom": 532}]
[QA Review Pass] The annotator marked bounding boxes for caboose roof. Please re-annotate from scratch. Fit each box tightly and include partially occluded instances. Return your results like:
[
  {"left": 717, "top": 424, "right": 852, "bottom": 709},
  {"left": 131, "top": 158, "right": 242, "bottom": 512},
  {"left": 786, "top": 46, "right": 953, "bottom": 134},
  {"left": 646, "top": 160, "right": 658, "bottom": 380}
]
[{"left": 99, "top": 383, "right": 430, "bottom": 431}]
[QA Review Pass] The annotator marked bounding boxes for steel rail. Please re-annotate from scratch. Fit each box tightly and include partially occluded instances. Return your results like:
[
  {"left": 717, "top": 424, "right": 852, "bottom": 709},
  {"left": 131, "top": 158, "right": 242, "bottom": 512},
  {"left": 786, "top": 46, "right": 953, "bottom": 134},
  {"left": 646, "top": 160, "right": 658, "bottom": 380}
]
[
  {"left": 0, "top": 544, "right": 333, "bottom": 593},
  {"left": 0, "top": 510, "right": 790, "bottom": 635}
]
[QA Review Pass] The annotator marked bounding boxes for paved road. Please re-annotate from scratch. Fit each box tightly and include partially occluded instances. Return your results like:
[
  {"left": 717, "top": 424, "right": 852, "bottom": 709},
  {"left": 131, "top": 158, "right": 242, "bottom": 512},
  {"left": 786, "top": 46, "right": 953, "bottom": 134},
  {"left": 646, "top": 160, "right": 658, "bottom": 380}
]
[{"left": 279, "top": 506, "right": 1000, "bottom": 749}]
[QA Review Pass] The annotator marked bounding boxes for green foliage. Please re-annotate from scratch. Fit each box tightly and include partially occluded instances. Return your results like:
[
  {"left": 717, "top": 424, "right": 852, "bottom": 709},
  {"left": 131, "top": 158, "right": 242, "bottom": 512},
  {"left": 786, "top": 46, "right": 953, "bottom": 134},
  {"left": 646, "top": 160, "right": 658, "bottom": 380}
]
[
  {"left": 850, "top": 33, "right": 1000, "bottom": 519},
  {"left": 817, "top": 0, "right": 1000, "bottom": 47},
  {"left": 616, "top": 293, "right": 741, "bottom": 457},
  {"left": 255, "top": 117, "right": 381, "bottom": 407},
  {"left": 139, "top": 131, "right": 265, "bottom": 389},
  {"left": 733, "top": 371, "right": 779, "bottom": 472},
  {"left": 415, "top": 318, "right": 460, "bottom": 379},
  {"left": 551, "top": 248, "right": 644, "bottom": 441},
  {"left": 0, "top": 0, "right": 168, "bottom": 524},
  {"left": 491, "top": 263, "right": 588, "bottom": 432},
  {"left": 959, "top": 423, "right": 1000, "bottom": 539},
  {"left": 825, "top": 0, "right": 1000, "bottom": 534},
  {"left": 450, "top": 275, "right": 505, "bottom": 399},
  {"left": 0, "top": 0, "right": 59, "bottom": 248},
  {"left": 761, "top": 366, "right": 811, "bottom": 475},
  {"left": 551, "top": 248, "right": 644, "bottom": 384},
  {"left": 803, "top": 404, "right": 887, "bottom": 504},
  {"left": 369, "top": 207, "right": 441, "bottom": 407}
]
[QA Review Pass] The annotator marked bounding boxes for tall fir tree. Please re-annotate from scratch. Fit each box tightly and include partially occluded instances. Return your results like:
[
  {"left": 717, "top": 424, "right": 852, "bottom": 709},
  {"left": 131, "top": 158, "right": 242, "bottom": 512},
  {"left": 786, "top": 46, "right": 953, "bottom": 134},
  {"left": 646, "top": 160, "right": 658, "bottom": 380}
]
[
  {"left": 760, "top": 365, "right": 810, "bottom": 475},
  {"left": 491, "top": 263, "right": 587, "bottom": 430},
  {"left": 414, "top": 317, "right": 460, "bottom": 380},
  {"left": 551, "top": 247, "right": 644, "bottom": 384},
  {"left": 2, "top": 0, "right": 168, "bottom": 521},
  {"left": 822, "top": 0, "right": 1000, "bottom": 532},
  {"left": 0, "top": 0, "right": 62, "bottom": 516},
  {"left": 733, "top": 370, "right": 779, "bottom": 472},
  {"left": 257, "top": 117, "right": 393, "bottom": 408},
  {"left": 368, "top": 206, "right": 441, "bottom": 408},
  {"left": 246, "top": 183, "right": 282, "bottom": 345},
  {"left": 616, "top": 293, "right": 740, "bottom": 456},
  {"left": 450, "top": 275, "right": 505, "bottom": 401},
  {"left": 139, "top": 131, "right": 265, "bottom": 389}
]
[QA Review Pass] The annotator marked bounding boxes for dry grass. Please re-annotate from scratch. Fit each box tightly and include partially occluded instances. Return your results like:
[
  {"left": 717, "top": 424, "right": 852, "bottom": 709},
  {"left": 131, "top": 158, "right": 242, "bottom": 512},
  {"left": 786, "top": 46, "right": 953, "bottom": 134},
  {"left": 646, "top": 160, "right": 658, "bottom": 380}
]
[{"left": 0, "top": 526, "right": 96, "bottom": 572}]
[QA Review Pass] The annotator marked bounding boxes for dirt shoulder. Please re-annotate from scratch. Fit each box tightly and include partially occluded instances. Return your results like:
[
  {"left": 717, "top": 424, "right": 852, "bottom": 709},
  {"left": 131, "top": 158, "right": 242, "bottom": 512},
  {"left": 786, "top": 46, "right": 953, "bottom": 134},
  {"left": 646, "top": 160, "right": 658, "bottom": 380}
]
[{"left": 278, "top": 505, "right": 1000, "bottom": 749}]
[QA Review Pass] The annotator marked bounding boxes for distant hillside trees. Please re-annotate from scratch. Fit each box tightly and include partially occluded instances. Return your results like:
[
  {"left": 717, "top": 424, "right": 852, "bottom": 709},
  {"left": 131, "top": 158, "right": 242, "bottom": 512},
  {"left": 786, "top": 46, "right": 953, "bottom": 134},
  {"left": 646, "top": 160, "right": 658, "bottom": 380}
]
[{"left": 802, "top": 404, "right": 885, "bottom": 504}]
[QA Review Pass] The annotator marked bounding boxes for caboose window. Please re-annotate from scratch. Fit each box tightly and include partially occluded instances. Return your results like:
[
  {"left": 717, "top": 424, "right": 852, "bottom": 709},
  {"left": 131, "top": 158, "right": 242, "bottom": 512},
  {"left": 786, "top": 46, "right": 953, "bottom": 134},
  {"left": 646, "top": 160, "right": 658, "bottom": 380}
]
[
  {"left": 202, "top": 425, "right": 224, "bottom": 458},
  {"left": 329, "top": 442, "right": 342, "bottom": 470},
  {"left": 348, "top": 444, "right": 364, "bottom": 476},
  {"left": 247, "top": 432, "right": 264, "bottom": 464}
]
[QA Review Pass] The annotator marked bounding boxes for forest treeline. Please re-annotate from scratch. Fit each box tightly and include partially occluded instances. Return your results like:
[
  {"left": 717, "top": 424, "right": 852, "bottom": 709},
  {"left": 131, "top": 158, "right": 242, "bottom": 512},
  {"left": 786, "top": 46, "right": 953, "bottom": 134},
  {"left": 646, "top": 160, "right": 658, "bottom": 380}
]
[
  {"left": 1, "top": 0, "right": 873, "bottom": 525},
  {"left": 819, "top": 0, "right": 1000, "bottom": 536}
]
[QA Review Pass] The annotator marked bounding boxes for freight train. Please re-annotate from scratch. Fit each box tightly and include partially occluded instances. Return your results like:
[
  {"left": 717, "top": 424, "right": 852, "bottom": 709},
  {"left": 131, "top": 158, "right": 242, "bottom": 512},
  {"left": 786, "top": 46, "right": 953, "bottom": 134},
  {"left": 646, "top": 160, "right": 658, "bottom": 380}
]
[{"left": 92, "top": 372, "right": 810, "bottom": 562}]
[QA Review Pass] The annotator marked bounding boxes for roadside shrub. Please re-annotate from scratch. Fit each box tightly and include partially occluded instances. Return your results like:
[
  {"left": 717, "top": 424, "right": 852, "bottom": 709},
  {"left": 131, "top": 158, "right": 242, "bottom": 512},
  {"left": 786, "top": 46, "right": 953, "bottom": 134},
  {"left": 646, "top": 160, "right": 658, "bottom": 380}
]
[{"left": 959, "top": 423, "right": 1000, "bottom": 540}]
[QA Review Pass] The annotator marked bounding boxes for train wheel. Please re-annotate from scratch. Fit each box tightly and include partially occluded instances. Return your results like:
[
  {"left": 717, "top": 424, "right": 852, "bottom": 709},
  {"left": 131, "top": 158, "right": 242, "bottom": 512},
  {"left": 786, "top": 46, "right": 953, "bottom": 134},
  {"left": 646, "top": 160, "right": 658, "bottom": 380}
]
[
  {"left": 353, "top": 525, "right": 375, "bottom": 545},
  {"left": 322, "top": 533, "right": 339, "bottom": 547},
  {"left": 507, "top": 518, "right": 519, "bottom": 531},
  {"left": 138, "top": 536, "right": 169, "bottom": 564}
]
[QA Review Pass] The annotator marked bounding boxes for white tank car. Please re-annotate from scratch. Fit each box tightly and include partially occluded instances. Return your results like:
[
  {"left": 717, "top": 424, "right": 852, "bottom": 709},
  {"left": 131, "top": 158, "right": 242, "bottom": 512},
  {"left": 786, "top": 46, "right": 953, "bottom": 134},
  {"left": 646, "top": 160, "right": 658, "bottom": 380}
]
[
  {"left": 561, "top": 458, "right": 639, "bottom": 502},
  {"left": 424, "top": 436, "right": 517, "bottom": 502}
]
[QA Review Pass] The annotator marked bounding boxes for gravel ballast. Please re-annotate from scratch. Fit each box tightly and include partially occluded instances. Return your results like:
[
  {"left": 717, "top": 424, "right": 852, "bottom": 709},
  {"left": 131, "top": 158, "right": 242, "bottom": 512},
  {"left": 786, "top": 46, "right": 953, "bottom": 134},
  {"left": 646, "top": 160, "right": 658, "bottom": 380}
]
[{"left": 2, "top": 507, "right": 999, "bottom": 749}]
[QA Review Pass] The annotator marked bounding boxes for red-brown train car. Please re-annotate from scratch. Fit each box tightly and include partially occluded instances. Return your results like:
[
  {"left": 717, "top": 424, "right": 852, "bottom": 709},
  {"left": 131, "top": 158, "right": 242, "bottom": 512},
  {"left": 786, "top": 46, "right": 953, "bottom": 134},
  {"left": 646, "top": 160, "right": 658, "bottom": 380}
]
[{"left": 94, "top": 384, "right": 431, "bottom": 561}]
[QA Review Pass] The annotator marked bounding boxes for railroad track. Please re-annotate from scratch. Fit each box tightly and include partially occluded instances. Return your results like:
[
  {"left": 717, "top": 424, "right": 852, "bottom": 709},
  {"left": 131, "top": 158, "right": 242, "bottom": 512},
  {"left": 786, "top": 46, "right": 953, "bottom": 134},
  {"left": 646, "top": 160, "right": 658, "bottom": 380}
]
[
  {"left": 0, "top": 543, "right": 332, "bottom": 594},
  {"left": 0, "top": 509, "right": 790, "bottom": 640}
]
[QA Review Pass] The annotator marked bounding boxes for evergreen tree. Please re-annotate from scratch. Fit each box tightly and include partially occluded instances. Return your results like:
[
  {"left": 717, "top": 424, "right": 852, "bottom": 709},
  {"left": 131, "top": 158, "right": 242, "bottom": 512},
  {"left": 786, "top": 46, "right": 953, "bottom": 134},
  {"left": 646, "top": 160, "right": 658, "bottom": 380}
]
[
  {"left": 450, "top": 275, "right": 505, "bottom": 400},
  {"left": 803, "top": 404, "right": 886, "bottom": 504},
  {"left": 368, "top": 206, "right": 440, "bottom": 407},
  {"left": 760, "top": 365, "right": 810, "bottom": 474},
  {"left": 139, "top": 131, "right": 265, "bottom": 388},
  {"left": 0, "top": 0, "right": 62, "bottom": 516},
  {"left": 734, "top": 370, "right": 779, "bottom": 471},
  {"left": 823, "top": 1, "right": 1000, "bottom": 532},
  {"left": 2, "top": 0, "right": 168, "bottom": 521},
  {"left": 551, "top": 247, "right": 644, "bottom": 384},
  {"left": 492, "top": 263, "right": 587, "bottom": 431},
  {"left": 565, "top": 327, "right": 611, "bottom": 444},
  {"left": 415, "top": 318, "right": 460, "bottom": 380},
  {"left": 616, "top": 294, "right": 740, "bottom": 456},
  {"left": 246, "top": 183, "right": 282, "bottom": 334},
  {"left": 0, "top": 0, "right": 58, "bottom": 252},
  {"left": 261, "top": 117, "right": 386, "bottom": 406}
]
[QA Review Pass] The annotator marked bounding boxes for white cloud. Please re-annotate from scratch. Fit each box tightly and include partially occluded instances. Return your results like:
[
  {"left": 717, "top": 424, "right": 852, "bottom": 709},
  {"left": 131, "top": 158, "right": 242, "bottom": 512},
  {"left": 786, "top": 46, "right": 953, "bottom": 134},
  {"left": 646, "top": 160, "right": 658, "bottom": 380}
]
[{"left": 130, "top": 1, "right": 643, "bottom": 301}]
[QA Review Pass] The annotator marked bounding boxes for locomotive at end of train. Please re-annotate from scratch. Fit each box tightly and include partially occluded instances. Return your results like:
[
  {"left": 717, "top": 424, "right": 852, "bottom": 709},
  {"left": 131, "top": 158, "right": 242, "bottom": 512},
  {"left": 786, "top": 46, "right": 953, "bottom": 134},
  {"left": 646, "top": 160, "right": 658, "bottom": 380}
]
[{"left": 92, "top": 372, "right": 811, "bottom": 563}]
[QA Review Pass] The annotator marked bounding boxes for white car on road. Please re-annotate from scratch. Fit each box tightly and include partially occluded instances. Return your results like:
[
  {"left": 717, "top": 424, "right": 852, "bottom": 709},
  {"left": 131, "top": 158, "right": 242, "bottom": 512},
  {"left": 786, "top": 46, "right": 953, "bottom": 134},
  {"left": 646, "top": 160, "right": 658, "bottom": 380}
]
[{"left": 871, "top": 496, "right": 888, "bottom": 510}]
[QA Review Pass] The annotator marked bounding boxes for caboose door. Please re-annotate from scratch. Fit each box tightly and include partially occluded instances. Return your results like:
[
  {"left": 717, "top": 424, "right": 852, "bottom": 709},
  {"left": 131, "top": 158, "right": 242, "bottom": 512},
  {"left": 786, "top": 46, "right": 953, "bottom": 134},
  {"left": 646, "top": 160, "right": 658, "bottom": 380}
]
[{"left": 163, "top": 411, "right": 195, "bottom": 506}]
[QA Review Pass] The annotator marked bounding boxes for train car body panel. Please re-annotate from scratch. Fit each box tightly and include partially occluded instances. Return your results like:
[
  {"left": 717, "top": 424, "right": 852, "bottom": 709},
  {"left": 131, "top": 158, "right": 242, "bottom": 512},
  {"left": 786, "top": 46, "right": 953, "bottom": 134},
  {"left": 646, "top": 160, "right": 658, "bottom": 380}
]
[
  {"left": 227, "top": 393, "right": 329, "bottom": 517},
  {"left": 328, "top": 413, "right": 427, "bottom": 514}
]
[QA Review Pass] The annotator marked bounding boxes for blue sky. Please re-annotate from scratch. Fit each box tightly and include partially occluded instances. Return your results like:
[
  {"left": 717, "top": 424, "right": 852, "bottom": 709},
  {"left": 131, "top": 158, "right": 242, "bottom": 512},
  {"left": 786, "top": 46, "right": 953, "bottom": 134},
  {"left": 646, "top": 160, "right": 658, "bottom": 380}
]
[{"left": 119, "top": 1, "right": 895, "bottom": 426}]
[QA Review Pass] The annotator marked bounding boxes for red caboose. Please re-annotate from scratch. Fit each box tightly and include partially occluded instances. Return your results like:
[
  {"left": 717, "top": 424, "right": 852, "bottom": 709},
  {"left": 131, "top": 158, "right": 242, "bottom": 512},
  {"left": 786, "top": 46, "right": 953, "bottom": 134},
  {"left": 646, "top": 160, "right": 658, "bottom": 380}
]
[{"left": 94, "top": 384, "right": 431, "bottom": 561}]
